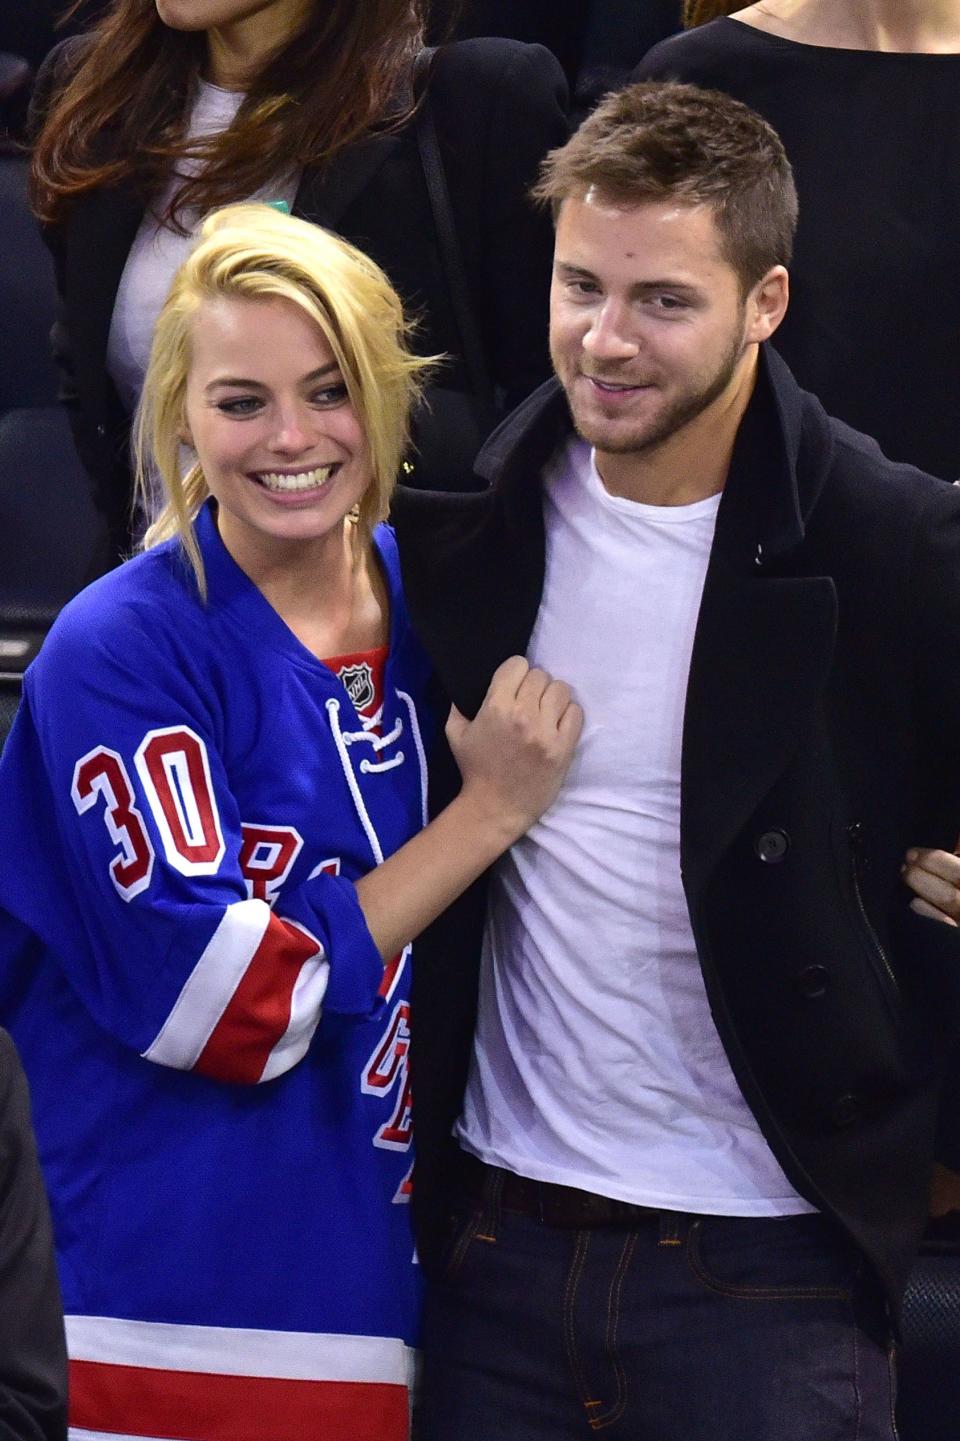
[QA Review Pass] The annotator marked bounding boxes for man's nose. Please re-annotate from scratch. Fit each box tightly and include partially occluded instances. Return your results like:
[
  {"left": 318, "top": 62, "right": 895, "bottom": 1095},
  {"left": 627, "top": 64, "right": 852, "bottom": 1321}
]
[{"left": 582, "top": 301, "right": 640, "bottom": 361}]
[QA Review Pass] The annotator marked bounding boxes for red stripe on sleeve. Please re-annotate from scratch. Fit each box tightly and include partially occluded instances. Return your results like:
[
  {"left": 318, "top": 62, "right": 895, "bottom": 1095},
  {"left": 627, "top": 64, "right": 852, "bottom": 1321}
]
[
  {"left": 194, "top": 915, "right": 321, "bottom": 1085},
  {"left": 70, "top": 1360, "right": 408, "bottom": 1441}
]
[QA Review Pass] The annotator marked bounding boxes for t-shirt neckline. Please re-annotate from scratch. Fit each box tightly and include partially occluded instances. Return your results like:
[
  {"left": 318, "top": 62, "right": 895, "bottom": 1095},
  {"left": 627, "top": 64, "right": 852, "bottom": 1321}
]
[{"left": 723, "top": 14, "right": 960, "bottom": 58}]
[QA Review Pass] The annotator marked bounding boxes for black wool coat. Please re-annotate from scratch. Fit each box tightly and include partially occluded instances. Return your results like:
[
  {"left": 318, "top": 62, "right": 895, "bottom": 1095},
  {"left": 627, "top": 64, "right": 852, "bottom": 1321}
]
[
  {"left": 0, "top": 1028, "right": 67, "bottom": 1438},
  {"left": 31, "top": 36, "right": 567, "bottom": 554},
  {"left": 392, "top": 345, "right": 960, "bottom": 1317}
]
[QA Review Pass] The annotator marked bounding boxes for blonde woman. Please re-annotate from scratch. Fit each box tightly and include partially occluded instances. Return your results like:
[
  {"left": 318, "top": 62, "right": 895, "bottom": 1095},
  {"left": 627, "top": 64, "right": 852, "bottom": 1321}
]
[{"left": 0, "top": 204, "right": 580, "bottom": 1441}]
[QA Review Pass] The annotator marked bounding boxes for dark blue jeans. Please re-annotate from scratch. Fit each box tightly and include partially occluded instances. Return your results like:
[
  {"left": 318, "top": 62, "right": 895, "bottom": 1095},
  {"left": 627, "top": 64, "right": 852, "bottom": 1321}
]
[{"left": 415, "top": 1176, "right": 899, "bottom": 1440}]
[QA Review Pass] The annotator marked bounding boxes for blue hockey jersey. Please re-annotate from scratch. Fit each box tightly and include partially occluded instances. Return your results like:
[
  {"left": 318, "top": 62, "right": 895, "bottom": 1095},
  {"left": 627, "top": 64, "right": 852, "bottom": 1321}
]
[{"left": 0, "top": 504, "right": 433, "bottom": 1441}]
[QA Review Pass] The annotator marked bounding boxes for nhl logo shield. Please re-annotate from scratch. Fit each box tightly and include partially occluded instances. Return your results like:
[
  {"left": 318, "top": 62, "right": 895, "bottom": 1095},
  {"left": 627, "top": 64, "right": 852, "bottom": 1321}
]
[{"left": 340, "top": 662, "right": 375, "bottom": 711}]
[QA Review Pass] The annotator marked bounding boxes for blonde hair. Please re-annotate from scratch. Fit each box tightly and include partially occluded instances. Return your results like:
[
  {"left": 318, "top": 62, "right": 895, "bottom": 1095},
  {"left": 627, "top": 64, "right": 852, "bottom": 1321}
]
[{"left": 135, "top": 203, "right": 435, "bottom": 594}]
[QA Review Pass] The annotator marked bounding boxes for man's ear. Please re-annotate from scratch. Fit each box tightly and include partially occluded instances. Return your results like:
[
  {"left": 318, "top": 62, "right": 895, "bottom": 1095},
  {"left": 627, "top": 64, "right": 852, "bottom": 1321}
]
[{"left": 745, "top": 266, "right": 789, "bottom": 344}]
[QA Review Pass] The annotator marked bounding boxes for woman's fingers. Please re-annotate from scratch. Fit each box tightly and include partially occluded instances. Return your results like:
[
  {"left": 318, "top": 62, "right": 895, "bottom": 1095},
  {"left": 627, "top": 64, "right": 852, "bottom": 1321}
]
[{"left": 446, "top": 657, "right": 582, "bottom": 838}]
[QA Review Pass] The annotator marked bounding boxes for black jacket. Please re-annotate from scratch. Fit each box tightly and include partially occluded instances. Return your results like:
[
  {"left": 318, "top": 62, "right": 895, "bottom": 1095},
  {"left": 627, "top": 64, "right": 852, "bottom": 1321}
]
[
  {"left": 0, "top": 1029, "right": 66, "bottom": 1441},
  {"left": 31, "top": 36, "right": 567, "bottom": 554},
  {"left": 392, "top": 346, "right": 960, "bottom": 1317}
]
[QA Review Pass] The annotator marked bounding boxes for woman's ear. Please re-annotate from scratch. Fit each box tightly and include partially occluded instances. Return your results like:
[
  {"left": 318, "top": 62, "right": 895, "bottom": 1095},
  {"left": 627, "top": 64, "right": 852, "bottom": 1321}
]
[{"left": 179, "top": 415, "right": 194, "bottom": 448}]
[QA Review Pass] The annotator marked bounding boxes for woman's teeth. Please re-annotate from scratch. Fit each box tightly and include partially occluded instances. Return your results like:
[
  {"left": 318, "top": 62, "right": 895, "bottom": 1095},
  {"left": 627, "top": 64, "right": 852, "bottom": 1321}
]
[{"left": 258, "top": 465, "right": 334, "bottom": 492}]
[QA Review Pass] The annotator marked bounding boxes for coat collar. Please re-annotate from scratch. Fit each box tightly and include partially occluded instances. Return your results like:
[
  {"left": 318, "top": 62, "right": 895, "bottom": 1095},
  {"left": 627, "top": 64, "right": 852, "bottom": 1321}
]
[
  {"left": 394, "top": 344, "right": 837, "bottom": 712},
  {"left": 293, "top": 133, "right": 399, "bottom": 232},
  {"left": 470, "top": 343, "right": 835, "bottom": 574}
]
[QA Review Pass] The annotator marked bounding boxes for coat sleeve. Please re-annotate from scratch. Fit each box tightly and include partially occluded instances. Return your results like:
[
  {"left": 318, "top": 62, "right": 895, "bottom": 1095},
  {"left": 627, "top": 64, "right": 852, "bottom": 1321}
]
[
  {"left": 0, "top": 1031, "right": 67, "bottom": 1441},
  {"left": 0, "top": 611, "right": 386, "bottom": 1089},
  {"left": 906, "top": 481, "right": 960, "bottom": 1165}
]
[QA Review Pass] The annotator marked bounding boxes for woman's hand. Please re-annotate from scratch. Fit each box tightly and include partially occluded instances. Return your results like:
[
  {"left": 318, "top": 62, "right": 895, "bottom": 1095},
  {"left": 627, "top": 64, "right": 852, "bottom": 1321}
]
[
  {"left": 354, "top": 657, "right": 581, "bottom": 962},
  {"left": 446, "top": 657, "right": 583, "bottom": 847},
  {"left": 901, "top": 846, "right": 960, "bottom": 927}
]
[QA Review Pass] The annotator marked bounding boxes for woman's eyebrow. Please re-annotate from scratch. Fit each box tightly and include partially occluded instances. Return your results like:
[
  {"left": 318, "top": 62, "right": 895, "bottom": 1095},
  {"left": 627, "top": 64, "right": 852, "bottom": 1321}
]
[{"left": 205, "top": 362, "right": 341, "bottom": 393}]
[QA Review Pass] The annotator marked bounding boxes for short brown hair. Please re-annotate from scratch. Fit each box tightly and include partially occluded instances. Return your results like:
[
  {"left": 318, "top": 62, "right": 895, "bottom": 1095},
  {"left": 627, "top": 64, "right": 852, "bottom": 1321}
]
[{"left": 534, "top": 81, "right": 797, "bottom": 294}]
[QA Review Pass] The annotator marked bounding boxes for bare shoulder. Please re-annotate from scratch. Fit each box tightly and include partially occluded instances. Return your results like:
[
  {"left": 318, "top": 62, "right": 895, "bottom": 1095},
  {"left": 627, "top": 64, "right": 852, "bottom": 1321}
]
[{"left": 726, "top": 4, "right": 785, "bottom": 35}]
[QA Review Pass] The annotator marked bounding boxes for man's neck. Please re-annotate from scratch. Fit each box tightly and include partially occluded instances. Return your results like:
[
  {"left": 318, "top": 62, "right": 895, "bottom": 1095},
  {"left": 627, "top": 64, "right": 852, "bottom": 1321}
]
[
  {"left": 594, "top": 351, "right": 758, "bottom": 508},
  {"left": 735, "top": 0, "right": 960, "bottom": 52}
]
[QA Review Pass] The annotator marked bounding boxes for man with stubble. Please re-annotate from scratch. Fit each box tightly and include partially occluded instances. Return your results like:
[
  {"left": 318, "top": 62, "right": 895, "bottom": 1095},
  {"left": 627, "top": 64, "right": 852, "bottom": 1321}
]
[{"left": 395, "top": 82, "right": 960, "bottom": 1440}]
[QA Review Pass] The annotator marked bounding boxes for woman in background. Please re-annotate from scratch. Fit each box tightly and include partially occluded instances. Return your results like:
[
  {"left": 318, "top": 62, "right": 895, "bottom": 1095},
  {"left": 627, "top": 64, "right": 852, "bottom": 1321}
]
[
  {"left": 637, "top": 0, "right": 960, "bottom": 479},
  {"left": 0, "top": 203, "right": 580, "bottom": 1441},
  {"left": 30, "top": 0, "right": 567, "bottom": 560}
]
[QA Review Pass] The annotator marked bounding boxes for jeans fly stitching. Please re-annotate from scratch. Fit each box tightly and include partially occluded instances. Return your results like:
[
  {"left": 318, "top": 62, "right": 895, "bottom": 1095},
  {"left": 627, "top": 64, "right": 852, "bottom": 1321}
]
[
  {"left": 853, "top": 1294, "right": 863, "bottom": 1441},
  {"left": 590, "top": 1230, "right": 638, "bottom": 1431},
  {"left": 563, "top": 1230, "right": 595, "bottom": 1417}
]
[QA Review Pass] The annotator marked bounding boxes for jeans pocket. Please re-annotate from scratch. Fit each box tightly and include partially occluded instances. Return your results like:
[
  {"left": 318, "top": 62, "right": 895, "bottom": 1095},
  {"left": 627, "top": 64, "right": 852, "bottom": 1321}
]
[
  {"left": 439, "top": 1202, "right": 487, "bottom": 1285},
  {"left": 686, "top": 1214, "right": 861, "bottom": 1301}
]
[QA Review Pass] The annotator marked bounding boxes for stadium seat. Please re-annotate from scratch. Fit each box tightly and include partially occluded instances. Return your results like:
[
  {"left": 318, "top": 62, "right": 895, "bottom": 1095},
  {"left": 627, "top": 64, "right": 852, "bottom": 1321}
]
[
  {"left": 0, "top": 405, "right": 107, "bottom": 745},
  {"left": 898, "top": 1221, "right": 960, "bottom": 1440}
]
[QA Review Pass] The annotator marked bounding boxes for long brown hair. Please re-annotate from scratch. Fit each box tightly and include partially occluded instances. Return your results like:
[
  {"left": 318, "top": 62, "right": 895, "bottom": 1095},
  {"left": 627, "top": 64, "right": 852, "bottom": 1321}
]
[
  {"left": 32, "top": 0, "right": 431, "bottom": 226},
  {"left": 683, "top": 1, "right": 751, "bottom": 26}
]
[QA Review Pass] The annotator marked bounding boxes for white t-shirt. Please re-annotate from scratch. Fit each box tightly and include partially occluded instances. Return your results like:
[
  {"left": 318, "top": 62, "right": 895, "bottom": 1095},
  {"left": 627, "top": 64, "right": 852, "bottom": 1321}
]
[
  {"left": 106, "top": 79, "right": 300, "bottom": 415},
  {"left": 457, "top": 436, "right": 813, "bottom": 1217}
]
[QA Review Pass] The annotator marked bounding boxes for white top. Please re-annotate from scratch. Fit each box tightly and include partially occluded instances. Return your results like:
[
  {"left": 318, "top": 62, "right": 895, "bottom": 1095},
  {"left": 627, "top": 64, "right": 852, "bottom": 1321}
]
[
  {"left": 457, "top": 436, "right": 813, "bottom": 1217},
  {"left": 107, "top": 79, "right": 300, "bottom": 415}
]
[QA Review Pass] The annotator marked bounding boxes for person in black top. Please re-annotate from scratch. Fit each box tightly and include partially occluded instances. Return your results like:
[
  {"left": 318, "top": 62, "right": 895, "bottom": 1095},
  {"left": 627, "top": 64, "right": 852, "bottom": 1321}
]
[
  {"left": 29, "top": 0, "right": 567, "bottom": 562},
  {"left": 0, "top": 1028, "right": 66, "bottom": 1441},
  {"left": 395, "top": 79, "right": 960, "bottom": 1441},
  {"left": 636, "top": 0, "right": 960, "bottom": 479}
]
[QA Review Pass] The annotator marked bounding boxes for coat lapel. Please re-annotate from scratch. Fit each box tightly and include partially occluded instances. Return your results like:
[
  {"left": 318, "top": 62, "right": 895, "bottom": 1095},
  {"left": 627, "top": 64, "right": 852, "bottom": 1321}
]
[
  {"left": 393, "top": 383, "right": 569, "bottom": 718},
  {"left": 294, "top": 135, "right": 399, "bottom": 231},
  {"left": 680, "top": 349, "right": 838, "bottom": 899},
  {"left": 680, "top": 564, "right": 837, "bottom": 898}
]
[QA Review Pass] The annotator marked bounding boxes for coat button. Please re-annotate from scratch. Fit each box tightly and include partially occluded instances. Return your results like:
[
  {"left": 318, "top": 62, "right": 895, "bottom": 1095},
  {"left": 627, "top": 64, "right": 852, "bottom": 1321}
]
[
  {"left": 796, "top": 964, "right": 830, "bottom": 1000},
  {"left": 755, "top": 828, "right": 790, "bottom": 863},
  {"left": 96, "top": 422, "right": 107, "bottom": 439},
  {"left": 830, "top": 1093, "right": 862, "bottom": 1129}
]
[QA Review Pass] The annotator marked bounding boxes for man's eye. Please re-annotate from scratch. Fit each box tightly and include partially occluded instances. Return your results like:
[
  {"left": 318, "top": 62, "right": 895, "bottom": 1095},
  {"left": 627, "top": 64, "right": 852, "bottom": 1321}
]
[
  {"left": 568, "top": 280, "right": 599, "bottom": 296},
  {"left": 650, "top": 295, "right": 687, "bottom": 311},
  {"left": 216, "top": 396, "right": 262, "bottom": 416}
]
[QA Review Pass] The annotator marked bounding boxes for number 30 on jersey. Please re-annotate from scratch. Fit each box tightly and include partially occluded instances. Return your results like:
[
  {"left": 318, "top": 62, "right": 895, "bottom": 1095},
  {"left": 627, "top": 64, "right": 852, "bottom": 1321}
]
[{"left": 72, "top": 726, "right": 226, "bottom": 900}]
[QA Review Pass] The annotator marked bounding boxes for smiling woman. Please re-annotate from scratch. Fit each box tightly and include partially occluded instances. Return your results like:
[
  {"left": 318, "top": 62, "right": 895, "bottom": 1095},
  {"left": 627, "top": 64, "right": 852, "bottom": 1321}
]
[
  {"left": 135, "top": 205, "right": 422, "bottom": 618},
  {"left": 0, "top": 203, "right": 581, "bottom": 1441}
]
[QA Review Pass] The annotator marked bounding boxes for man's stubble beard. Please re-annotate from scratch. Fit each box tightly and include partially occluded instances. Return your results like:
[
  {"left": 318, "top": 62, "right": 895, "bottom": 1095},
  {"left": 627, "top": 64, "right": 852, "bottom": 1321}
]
[{"left": 563, "top": 322, "right": 748, "bottom": 458}]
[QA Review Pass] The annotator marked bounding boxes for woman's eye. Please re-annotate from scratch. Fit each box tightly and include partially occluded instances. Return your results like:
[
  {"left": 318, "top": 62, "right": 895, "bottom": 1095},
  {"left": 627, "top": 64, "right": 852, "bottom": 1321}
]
[
  {"left": 216, "top": 396, "right": 262, "bottom": 416},
  {"left": 311, "top": 383, "right": 349, "bottom": 407}
]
